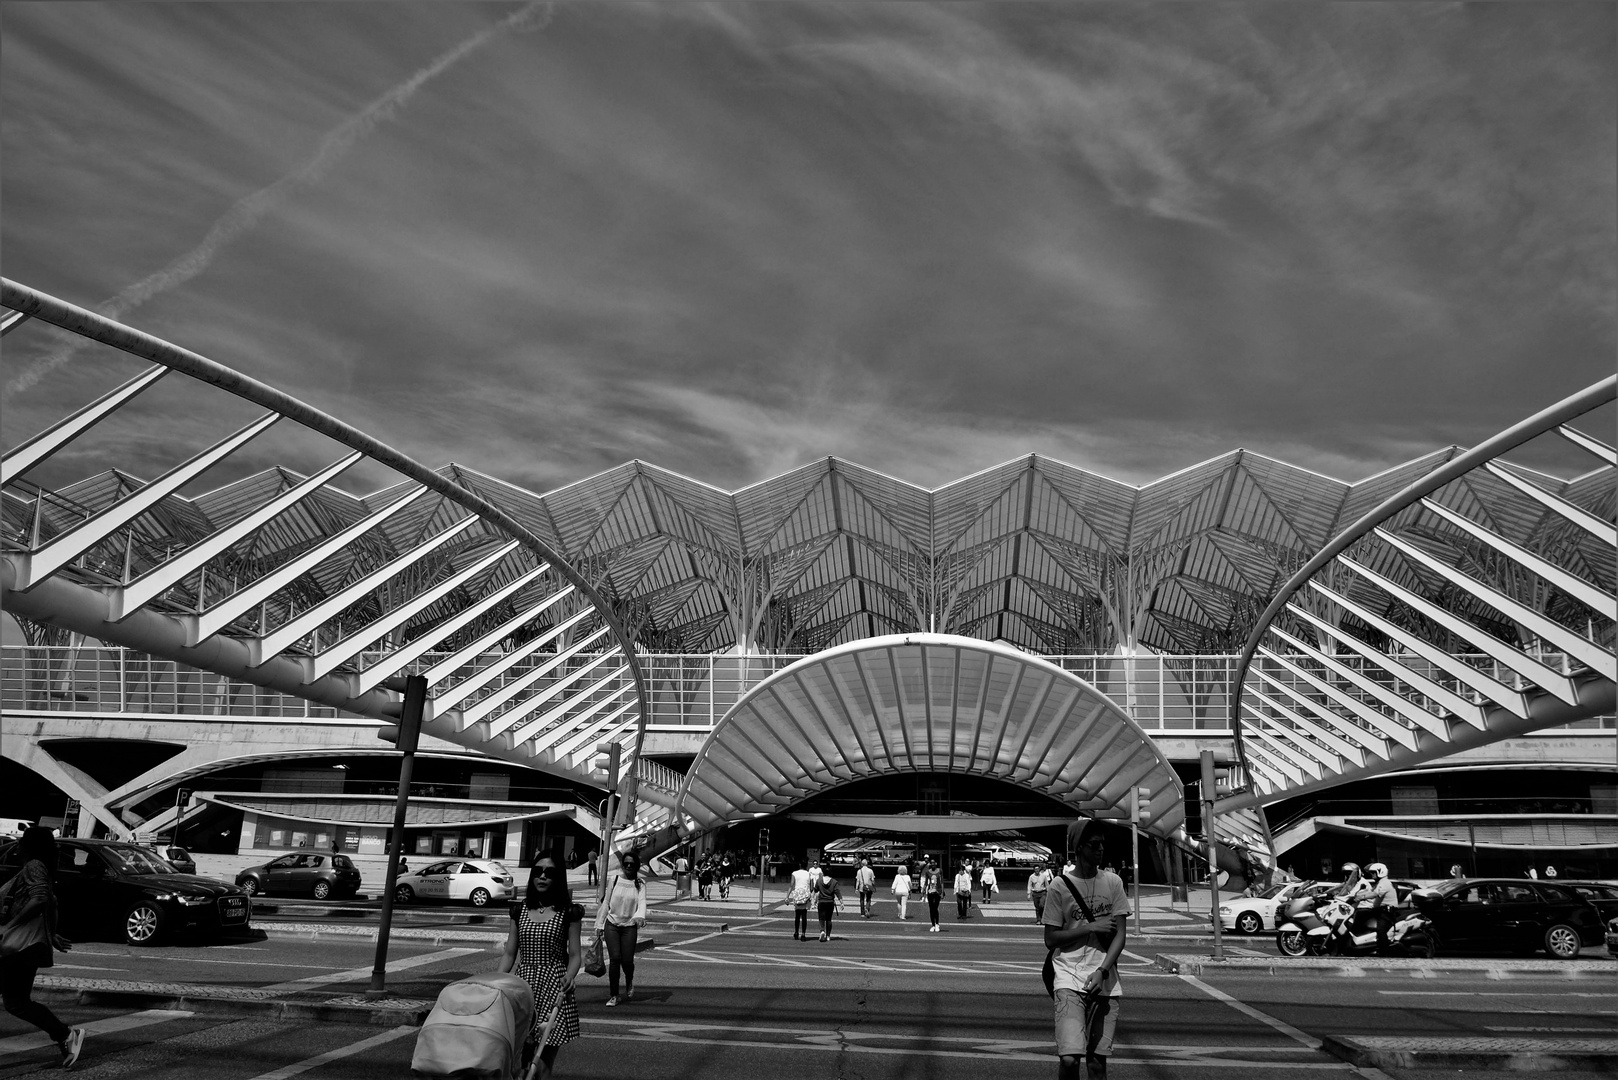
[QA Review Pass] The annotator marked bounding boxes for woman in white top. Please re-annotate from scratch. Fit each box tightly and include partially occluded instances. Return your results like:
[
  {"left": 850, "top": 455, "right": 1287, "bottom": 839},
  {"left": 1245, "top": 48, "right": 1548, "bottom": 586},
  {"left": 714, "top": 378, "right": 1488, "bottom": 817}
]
[
  {"left": 891, "top": 863, "right": 913, "bottom": 920},
  {"left": 979, "top": 863, "right": 998, "bottom": 904},
  {"left": 593, "top": 851, "right": 648, "bottom": 1006},
  {"left": 953, "top": 864, "right": 974, "bottom": 919},
  {"left": 787, "top": 858, "right": 814, "bottom": 940}
]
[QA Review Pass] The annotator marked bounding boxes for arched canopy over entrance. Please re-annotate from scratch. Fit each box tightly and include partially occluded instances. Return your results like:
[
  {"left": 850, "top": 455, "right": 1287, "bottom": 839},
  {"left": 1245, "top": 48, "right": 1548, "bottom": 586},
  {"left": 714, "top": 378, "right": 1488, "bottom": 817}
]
[{"left": 676, "top": 634, "right": 1185, "bottom": 838}]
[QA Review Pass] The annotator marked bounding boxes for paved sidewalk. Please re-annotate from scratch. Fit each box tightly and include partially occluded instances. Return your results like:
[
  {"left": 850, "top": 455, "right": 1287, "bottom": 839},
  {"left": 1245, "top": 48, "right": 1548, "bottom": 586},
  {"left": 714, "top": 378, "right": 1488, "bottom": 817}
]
[
  {"left": 1153, "top": 951, "right": 1614, "bottom": 978},
  {"left": 1322, "top": 1032, "right": 1618, "bottom": 1072}
]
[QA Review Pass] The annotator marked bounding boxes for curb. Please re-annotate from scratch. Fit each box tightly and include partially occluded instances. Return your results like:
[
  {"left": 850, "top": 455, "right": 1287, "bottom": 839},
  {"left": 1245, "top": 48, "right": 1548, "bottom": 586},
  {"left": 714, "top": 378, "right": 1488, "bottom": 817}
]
[
  {"left": 33, "top": 986, "right": 433, "bottom": 1027},
  {"left": 1320, "top": 1033, "right": 1618, "bottom": 1072},
  {"left": 1152, "top": 953, "right": 1602, "bottom": 978},
  {"left": 256, "top": 924, "right": 660, "bottom": 954}
]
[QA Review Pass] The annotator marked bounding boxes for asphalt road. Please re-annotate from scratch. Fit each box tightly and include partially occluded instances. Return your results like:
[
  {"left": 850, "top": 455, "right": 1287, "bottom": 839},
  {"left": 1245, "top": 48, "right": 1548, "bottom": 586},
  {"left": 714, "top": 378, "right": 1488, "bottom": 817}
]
[{"left": 2, "top": 909, "right": 1612, "bottom": 1080}]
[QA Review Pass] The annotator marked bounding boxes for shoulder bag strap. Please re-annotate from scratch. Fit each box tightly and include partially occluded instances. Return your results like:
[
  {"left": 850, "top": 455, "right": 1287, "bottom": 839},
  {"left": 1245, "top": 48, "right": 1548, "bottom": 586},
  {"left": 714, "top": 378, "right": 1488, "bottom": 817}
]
[{"left": 1060, "top": 873, "right": 1096, "bottom": 923}]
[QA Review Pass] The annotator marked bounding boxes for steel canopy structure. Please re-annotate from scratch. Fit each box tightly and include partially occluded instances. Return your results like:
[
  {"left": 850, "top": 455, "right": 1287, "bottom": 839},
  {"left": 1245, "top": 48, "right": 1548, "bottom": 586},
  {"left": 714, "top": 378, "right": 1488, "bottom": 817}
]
[
  {"left": 1, "top": 279, "right": 663, "bottom": 830},
  {"left": 675, "top": 634, "right": 1186, "bottom": 838},
  {"left": 1221, "top": 377, "right": 1616, "bottom": 821}
]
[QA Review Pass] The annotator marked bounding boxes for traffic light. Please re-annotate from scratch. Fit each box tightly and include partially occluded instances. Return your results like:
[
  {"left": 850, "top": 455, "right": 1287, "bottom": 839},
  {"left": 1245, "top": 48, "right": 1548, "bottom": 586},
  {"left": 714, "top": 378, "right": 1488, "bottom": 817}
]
[
  {"left": 377, "top": 675, "right": 426, "bottom": 754},
  {"left": 1131, "top": 786, "right": 1151, "bottom": 823},
  {"left": 758, "top": 827, "right": 771, "bottom": 853}
]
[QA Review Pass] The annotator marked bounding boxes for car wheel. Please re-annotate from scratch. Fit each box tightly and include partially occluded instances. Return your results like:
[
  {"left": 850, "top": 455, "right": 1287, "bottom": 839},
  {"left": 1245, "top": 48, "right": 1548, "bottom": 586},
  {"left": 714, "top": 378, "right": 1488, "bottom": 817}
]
[
  {"left": 1236, "top": 911, "right": 1263, "bottom": 936},
  {"left": 240, "top": 877, "right": 260, "bottom": 897},
  {"left": 394, "top": 884, "right": 415, "bottom": 904},
  {"left": 124, "top": 902, "right": 165, "bottom": 946},
  {"left": 1544, "top": 923, "right": 1581, "bottom": 960},
  {"left": 469, "top": 888, "right": 491, "bottom": 907},
  {"left": 1417, "top": 929, "right": 1439, "bottom": 959},
  {"left": 312, "top": 880, "right": 332, "bottom": 900},
  {"left": 1277, "top": 929, "right": 1307, "bottom": 956}
]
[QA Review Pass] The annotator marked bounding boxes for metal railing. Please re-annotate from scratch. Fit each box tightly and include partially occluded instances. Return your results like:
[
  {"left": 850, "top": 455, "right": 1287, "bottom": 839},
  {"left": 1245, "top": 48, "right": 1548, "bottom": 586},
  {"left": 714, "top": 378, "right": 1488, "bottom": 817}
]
[{"left": 8, "top": 645, "right": 1610, "bottom": 733}]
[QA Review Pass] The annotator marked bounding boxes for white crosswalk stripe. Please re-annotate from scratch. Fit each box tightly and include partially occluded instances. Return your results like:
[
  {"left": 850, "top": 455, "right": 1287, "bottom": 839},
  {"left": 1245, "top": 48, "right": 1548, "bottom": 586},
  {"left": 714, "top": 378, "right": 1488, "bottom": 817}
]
[{"left": 0, "top": 1008, "right": 193, "bottom": 1058}]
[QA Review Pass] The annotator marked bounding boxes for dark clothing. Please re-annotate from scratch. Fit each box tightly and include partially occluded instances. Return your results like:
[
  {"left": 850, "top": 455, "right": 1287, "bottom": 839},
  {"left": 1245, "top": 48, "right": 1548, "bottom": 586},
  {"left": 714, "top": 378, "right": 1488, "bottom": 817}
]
[
  {"left": 1, "top": 948, "right": 69, "bottom": 1043},
  {"left": 602, "top": 922, "right": 638, "bottom": 997}
]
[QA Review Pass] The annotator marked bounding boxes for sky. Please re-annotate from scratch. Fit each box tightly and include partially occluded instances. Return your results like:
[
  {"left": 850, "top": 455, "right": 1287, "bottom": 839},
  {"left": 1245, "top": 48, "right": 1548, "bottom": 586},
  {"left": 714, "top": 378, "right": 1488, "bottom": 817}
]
[{"left": 2, "top": 2, "right": 1613, "bottom": 497}]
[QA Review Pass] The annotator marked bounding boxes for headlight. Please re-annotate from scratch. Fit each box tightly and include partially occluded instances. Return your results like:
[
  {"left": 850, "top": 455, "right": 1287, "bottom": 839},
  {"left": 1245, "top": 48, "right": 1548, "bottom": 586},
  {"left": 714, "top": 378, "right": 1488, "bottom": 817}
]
[
  {"left": 1218, "top": 906, "right": 1232, "bottom": 916},
  {"left": 178, "top": 895, "right": 212, "bottom": 906}
]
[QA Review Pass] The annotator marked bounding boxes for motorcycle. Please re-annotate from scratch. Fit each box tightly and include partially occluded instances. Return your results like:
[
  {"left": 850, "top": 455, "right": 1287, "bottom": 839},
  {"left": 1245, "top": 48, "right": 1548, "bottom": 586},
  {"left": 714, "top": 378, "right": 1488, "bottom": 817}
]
[
  {"left": 1278, "top": 893, "right": 1434, "bottom": 957},
  {"left": 1276, "top": 892, "right": 1333, "bottom": 956}
]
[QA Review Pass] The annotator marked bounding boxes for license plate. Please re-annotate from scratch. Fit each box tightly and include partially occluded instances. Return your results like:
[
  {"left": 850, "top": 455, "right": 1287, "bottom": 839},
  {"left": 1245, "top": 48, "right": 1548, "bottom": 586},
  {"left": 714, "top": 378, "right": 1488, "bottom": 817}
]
[{"left": 219, "top": 898, "right": 248, "bottom": 922}]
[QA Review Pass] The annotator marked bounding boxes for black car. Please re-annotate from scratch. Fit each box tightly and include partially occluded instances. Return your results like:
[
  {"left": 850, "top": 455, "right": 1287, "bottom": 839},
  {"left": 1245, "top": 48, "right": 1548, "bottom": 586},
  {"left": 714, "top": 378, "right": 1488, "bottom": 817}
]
[
  {"left": 1555, "top": 880, "right": 1618, "bottom": 924},
  {"left": 0, "top": 839, "right": 251, "bottom": 946},
  {"left": 1411, "top": 878, "right": 1606, "bottom": 959}
]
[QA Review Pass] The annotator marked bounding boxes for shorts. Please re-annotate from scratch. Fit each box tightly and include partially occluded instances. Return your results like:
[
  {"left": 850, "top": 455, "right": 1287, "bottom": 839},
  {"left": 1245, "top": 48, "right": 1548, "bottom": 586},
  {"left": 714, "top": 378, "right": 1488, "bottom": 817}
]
[{"left": 1054, "top": 988, "right": 1117, "bottom": 1058}]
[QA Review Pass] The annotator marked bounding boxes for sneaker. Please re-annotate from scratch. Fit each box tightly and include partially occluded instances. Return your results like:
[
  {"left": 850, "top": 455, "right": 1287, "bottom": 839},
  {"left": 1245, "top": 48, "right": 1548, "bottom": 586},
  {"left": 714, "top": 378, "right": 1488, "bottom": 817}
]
[
  {"left": 622, "top": 989, "right": 633, "bottom": 1002},
  {"left": 819, "top": 931, "right": 828, "bottom": 941},
  {"left": 60, "top": 1028, "right": 85, "bottom": 1069},
  {"left": 605, "top": 996, "right": 619, "bottom": 1007}
]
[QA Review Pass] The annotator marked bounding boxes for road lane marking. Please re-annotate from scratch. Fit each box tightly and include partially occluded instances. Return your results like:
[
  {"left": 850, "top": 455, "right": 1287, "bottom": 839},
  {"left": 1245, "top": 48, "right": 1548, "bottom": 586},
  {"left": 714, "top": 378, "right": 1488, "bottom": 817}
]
[
  {"left": 244, "top": 1025, "right": 416, "bottom": 1079},
  {"left": 1378, "top": 990, "right": 1616, "bottom": 998},
  {"left": 1178, "top": 974, "right": 1398, "bottom": 1080},
  {"left": 51, "top": 963, "right": 126, "bottom": 972},
  {"left": 577, "top": 1018, "right": 1350, "bottom": 1066},
  {"left": 263, "top": 946, "right": 480, "bottom": 990},
  {"left": 0, "top": 1009, "right": 193, "bottom": 1058},
  {"left": 666, "top": 931, "right": 727, "bottom": 946}
]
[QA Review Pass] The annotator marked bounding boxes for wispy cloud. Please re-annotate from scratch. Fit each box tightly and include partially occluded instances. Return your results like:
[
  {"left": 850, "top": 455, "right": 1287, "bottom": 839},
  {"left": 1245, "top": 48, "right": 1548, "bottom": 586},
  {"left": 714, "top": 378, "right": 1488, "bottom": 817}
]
[{"left": 6, "top": 3, "right": 551, "bottom": 396}]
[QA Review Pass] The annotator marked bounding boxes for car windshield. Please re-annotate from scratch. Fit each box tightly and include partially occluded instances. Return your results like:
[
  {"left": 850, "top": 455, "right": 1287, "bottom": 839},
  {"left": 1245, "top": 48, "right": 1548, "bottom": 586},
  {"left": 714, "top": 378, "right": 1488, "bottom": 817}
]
[
  {"left": 1258, "top": 882, "right": 1291, "bottom": 899},
  {"left": 1428, "top": 879, "right": 1469, "bottom": 897},
  {"left": 101, "top": 845, "right": 177, "bottom": 876}
]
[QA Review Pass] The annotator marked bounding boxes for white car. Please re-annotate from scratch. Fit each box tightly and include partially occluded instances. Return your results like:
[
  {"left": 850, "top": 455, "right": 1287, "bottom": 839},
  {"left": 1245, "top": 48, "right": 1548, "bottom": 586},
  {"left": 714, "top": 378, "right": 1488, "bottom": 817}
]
[
  {"left": 1218, "top": 880, "right": 1320, "bottom": 935},
  {"left": 393, "top": 859, "right": 515, "bottom": 907}
]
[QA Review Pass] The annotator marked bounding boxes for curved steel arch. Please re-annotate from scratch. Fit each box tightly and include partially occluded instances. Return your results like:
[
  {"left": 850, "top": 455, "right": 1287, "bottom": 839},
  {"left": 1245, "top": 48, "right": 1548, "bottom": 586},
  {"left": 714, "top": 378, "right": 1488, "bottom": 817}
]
[
  {"left": 1, "top": 279, "right": 660, "bottom": 805},
  {"left": 675, "top": 633, "right": 1185, "bottom": 838},
  {"left": 1221, "top": 376, "right": 1616, "bottom": 834}
]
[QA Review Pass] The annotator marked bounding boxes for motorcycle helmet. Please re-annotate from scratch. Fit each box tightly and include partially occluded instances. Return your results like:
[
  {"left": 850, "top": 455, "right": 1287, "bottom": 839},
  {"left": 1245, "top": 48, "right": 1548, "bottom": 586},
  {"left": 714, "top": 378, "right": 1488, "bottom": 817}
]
[
  {"left": 1340, "top": 862, "right": 1360, "bottom": 877},
  {"left": 1367, "top": 862, "right": 1389, "bottom": 879}
]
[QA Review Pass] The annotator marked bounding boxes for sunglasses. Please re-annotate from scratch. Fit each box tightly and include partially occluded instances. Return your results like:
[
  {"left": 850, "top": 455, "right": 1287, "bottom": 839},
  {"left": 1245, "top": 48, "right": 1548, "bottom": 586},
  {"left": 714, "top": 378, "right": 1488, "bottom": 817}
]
[{"left": 533, "top": 867, "right": 560, "bottom": 876}]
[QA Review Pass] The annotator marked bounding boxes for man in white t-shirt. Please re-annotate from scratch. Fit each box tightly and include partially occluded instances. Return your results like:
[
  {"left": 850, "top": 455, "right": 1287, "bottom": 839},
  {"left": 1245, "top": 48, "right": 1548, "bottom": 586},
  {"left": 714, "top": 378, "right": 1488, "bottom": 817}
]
[
  {"left": 855, "top": 858, "right": 877, "bottom": 918},
  {"left": 1044, "top": 819, "right": 1127, "bottom": 1080},
  {"left": 1028, "top": 862, "right": 1054, "bottom": 924}
]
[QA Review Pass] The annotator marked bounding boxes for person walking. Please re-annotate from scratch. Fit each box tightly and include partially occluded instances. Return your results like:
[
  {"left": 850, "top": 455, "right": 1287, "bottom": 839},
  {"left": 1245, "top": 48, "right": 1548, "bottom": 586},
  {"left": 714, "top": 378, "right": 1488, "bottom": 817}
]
[
  {"left": 787, "top": 858, "right": 814, "bottom": 940},
  {"left": 585, "top": 849, "right": 598, "bottom": 887},
  {"left": 674, "top": 851, "right": 690, "bottom": 898},
  {"left": 891, "top": 862, "right": 912, "bottom": 920},
  {"left": 813, "top": 870, "right": 844, "bottom": 941},
  {"left": 921, "top": 860, "right": 943, "bottom": 932},
  {"left": 954, "top": 863, "right": 973, "bottom": 920},
  {"left": 1045, "top": 819, "right": 1128, "bottom": 1080},
  {"left": 0, "top": 827, "right": 86, "bottom": 1069},
  {"left": 718, "top": 855, "right": 733, "bottom": 901},
  {"left": 855, "top": 858, "right": 876, "bottom": 918},
  {"left": 1028, "top": 861, "right": 1054, "bottom": 924},
  {"left": 593, "top": 851, "right": 647, "bottom": 1007},
  {"left": 979, "top": 862, "right": 998, "bottom": 905},
  {"left": 497, "top": 854, "right": 581, "bottom": 1079}
]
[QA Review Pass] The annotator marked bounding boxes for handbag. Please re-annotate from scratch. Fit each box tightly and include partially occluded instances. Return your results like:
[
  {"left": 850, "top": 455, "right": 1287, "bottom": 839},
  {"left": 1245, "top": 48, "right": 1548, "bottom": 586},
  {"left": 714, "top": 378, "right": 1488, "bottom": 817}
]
[
  {"left": 583, "top": 930, "right": 606, "bottom": 978},
  {"left": 1042, "top": 874, "right": 1113, "bottom": 998}
]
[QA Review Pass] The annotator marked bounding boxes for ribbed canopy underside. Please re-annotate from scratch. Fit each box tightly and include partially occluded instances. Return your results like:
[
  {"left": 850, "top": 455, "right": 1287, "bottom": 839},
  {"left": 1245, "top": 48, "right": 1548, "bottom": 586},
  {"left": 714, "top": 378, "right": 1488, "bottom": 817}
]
[{"left": 676, "top": 634, "right": 1185, "bottom": 836}]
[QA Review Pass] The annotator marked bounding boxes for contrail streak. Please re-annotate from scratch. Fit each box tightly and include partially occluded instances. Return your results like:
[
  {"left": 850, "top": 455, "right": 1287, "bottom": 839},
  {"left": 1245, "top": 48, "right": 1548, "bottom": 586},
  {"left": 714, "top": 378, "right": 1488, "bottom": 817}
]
[{"left": 7, "top": 2, "right": 549, "bottom": 396}]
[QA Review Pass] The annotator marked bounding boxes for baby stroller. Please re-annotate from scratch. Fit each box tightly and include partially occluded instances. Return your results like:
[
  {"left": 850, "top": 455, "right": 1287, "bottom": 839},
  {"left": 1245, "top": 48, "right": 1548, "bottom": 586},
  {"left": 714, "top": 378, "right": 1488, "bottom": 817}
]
[{"left": 412, "top": 972, "right": 563, "bottom": 1080}]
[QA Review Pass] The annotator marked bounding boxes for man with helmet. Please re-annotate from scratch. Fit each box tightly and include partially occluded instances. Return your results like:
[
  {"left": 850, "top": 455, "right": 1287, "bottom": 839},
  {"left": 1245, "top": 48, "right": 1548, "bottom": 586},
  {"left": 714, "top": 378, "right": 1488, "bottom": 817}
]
[
  {"left": 1331, "top": 862, "right": 1368, "bottom": 900},
  {"left": 1363, "top": 862, "right": 1399, "bottom": 953}
]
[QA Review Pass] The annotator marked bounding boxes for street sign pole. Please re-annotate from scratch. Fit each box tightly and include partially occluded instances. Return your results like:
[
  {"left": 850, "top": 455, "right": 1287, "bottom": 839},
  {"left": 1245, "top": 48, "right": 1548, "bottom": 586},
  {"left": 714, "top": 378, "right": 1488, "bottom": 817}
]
[
  {"left": 369, "top": 675, "right": 426, "bottom": 995},
  {"left": 1201, "top": 750, "right": 1224, "bottom": 961},
  {"left": 1129, "top": 787, "right": 1145, "bottom": 925}
]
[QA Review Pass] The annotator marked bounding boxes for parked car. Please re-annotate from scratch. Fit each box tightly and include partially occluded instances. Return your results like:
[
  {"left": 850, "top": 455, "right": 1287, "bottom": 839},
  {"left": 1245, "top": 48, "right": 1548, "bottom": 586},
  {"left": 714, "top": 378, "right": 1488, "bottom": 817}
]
[
  {"left": 393, "top": 859, "right": 516, "bottom": 906},
  {"left": 0, "top": 838, "right": 251, "bottom": 946},
  {"left": 1410, "top": 878, "right": 1605, "bottom": 959},
  {"left": 150, "top": 845, "right": 197, "bottom": 875},
  {"left": 1555, "top": 881, "right": 1618, "bottom": 924},
  {"left": 1220, "top": 880, "right": 1325, "bottom": 935},
  {"left": 1606, "top": 915, "right": 1618, "bottom": 959},
  {"left": 235, "top": 852, "right": 362, "bottom": 899}
]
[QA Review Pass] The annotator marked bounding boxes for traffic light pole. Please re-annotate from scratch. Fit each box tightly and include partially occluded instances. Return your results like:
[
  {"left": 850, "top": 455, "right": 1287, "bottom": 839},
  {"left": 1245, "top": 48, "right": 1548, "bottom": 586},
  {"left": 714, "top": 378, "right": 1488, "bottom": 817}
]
[
  {"left": 1200, "top": 749, "right": 1224, "bottom": 962},
  {"left": 1129, "top": 787, "right": 1144, "bottom": 925},
  {"left": 369, "top": 675, "right": 426, "bottom": 996},
  {"left": 595, "top": 743, "right": 620, "bottom": 905}
]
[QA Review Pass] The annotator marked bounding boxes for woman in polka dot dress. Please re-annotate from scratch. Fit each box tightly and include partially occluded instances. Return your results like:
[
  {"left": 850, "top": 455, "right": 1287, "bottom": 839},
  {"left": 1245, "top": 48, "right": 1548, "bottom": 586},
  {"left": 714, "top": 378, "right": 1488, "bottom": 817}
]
[{"left": 498, "top": 854, "right": 582, "bottom": 1080}]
